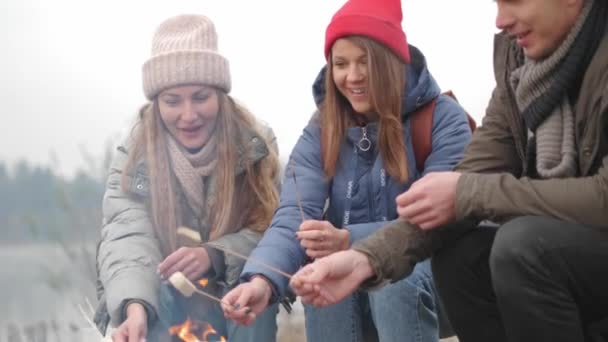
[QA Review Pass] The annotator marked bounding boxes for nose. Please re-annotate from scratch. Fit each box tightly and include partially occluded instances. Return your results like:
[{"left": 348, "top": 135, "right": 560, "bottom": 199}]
[
  {"left": 495, "top": 2, "right": 514, "bottom": 31},
  {"left": 346, "top": 64, "right": 365, "bottom": 83},
  {"left": 181, "top": 100, "right": 197, "bottom": 123}
]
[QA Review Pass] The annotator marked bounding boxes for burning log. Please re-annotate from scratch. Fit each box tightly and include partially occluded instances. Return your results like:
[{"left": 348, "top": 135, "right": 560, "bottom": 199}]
[{"left": 169, "top": 318, "right": 227, "bottom": 342}]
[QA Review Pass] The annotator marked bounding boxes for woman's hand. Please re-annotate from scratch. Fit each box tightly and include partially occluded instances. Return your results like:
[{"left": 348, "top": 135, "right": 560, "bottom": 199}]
[
  {"left": 296, "top": 220, "right": 350, "bottom": 259},
  {"left": 111, "top": 302, "right": 147, "bottom": 342},
  {"left": 221, "top": 276, "right": 273, "bottom": 326},
  {"left": 157, "top": 246, "right": 211, "bottom": 281}
]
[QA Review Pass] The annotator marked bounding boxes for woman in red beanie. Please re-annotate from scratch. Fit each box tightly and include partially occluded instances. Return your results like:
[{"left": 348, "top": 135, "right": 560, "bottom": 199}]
[{"left": 222, "top": 0, "right": 472, "bottom": 340}]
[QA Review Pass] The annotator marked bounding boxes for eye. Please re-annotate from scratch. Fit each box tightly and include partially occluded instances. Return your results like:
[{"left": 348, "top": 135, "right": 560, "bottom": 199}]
[
  {"left": 193, "top": 93, "right": 210, "bottom": 102},
  {"left": 162, "top": 98, "right": 180, "bottom": 107},
  {"left": 333, "top": 61, "right": 347, "bottom": 69}
]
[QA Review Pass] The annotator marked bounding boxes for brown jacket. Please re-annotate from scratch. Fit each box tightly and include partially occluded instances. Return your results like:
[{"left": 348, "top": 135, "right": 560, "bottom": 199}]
[{"left": 354, "top": 31, "right": 608, "bottom": 287}]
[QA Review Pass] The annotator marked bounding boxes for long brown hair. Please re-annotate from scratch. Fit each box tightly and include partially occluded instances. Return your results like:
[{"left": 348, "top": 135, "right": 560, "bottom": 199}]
[
  {"left": 122, "top": 91, "right": 280, "bottom": 256},
  {"left": 321, "top": 36, "right": 408, "bottom": 183}
]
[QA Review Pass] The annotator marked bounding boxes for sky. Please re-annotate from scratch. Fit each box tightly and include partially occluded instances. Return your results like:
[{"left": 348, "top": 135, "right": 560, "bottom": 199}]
[{"left": 0, "top": 0, "right": 498, "bottom": 177}]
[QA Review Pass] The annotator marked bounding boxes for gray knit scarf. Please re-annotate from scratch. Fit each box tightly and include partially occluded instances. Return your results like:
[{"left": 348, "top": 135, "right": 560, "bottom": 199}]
[
  {"left": 510, "top": 0, "right": 605, "bottom": 178},
  {"left": 166, "top": 133, "right": 217, "bottom": 219}
]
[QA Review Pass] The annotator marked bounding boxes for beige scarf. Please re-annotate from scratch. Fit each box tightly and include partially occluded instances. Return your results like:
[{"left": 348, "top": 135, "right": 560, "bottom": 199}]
[{"left": 166, "top": 133, "right": 218, "bottom": 219}]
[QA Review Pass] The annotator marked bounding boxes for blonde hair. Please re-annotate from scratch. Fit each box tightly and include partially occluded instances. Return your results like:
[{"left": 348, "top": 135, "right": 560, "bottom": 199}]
[
  {"left": 123, "top": 91, "right": 279, "bottom": 256},
  {"left": 321, "top": 36, "right": 408, "bottom": 183}
]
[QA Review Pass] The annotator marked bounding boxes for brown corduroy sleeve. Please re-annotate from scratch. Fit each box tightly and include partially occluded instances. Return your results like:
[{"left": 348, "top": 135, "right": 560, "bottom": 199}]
[{"left": 352, "top": 218, "right": 478, "bottom": 289}]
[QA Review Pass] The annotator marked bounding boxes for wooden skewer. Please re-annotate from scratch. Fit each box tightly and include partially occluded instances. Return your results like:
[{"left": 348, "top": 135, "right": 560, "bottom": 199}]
[
  {"left": 207, "top": 243, "right": 293, "bottom": 279},
  {"left": 176, "top": 226, "right": 293, "bottom": 279},
  {"left": 168, "top": 272, "right": 249, "bottom": 313},
  {"left": 291, "top": 168, "right": 306, "bottom": 223}
]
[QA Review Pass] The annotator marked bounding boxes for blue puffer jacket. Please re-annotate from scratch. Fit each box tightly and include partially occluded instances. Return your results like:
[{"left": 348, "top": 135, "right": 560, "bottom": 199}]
[{"left": 242, "top": 45, "right": 472, "bottom": 296}]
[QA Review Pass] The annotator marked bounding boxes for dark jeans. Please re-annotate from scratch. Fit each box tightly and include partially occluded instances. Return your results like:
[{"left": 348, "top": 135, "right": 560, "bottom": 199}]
[{"left": 432, "top": 216, "right": 608, "bottom": 342}]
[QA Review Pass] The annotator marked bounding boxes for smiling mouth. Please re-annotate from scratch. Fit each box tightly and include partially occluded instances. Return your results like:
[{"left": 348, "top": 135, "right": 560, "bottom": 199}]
[
  {"left": 513, "top": 30, "right": 531, "bottom": 40},
  {"left": 178, "top": 126, "right": 204, "bottom": 137},
  {"left": 348, "top": 88, "right": 367, "bottom": 97}
]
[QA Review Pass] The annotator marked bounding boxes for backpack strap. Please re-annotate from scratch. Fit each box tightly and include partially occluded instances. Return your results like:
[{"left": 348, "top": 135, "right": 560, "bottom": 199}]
[
  {"left": 410, "top": 98, "right": 437, "bottom": 174},
  {"left": 410, "top": 91, "right": 477, "bottom": 174},
  {"left": 443, "top": 90, "right": 477, "bottom": 133}
]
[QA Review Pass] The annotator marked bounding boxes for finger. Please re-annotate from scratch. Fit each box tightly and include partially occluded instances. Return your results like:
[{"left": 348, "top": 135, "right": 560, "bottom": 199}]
[
  {"left": 229, "top": 307, "right": 252, "bottom": 321},
  {"left": 296, "top": 230, "right": 324, "bottom": 241},
  {"left": 290, "top": 277, "right": 316, "bottom": 297},
  {"left": 228, "top": 308, "right": 254, "bottom": 326},
  {"left": 418, "top": 217, "right": 444, "bottom": 231},
  {"left": 111, "top": 329, "right": 127, "bottom": 342},
  {"left": 221, "top": 288, "right": 241, "bottom": 312},
  {"left": 309, "top": 287, "right": 337, "bottom": 307},
  {"left": 398, "top": 200, "right": 429, "bottom": 221},
  {"left": 298, "top": 219, "right": 324, "bottom": 231},
  {"left": 300, "top": 238, "right": 324, "bottom": 250},
  {"left": 237, "top": 311, "right": 257, "bottom": 326},
  {"left": 290, "top": 266, "right": 313, "bottom": 289},
  {"left": 128, "top": 321, "right": 144, "bottom": 342},
  {"left": 234, "top": 286, "right": 253, "bottom": 309},
  {"left": 395, "top": 187, "right": 423, "bottom": 208},
  {"left": 294, "top": 284, "right": 318, "bottom": 298},
  {"left": 407, "top": 210, "right": 437, "bottom": 227},
  {"left": 298, "top": 262, "right": 329, "bottom": 284},
  {"left": 162, "top": 253, "right": 195, "bottom": 278},
  {"left": 306, "top": 249, "right": 329, "bottom": 259},
  {"left": 300, "top": 293, "right": 317, "bottom": 305},
  {"left": 225, "top": 288, "right": 254, "bottom": 320},
  {"left": 318, "top": 286, "right": 338, "bottom": 304},
  {"left": 181, "top": 262, "right": 202, "bottom": 281},
  {"left": 299, "top": 282, "right": 323, "bottom": 304},
  {"left": 157, "top": 248, "right": 185, "bottom": 274},
  {"left": 293, "top": 264, "right": 314, "bottom": 279},
  {"left": 312, "top": 295, "right": 330, "bottom": 308}
]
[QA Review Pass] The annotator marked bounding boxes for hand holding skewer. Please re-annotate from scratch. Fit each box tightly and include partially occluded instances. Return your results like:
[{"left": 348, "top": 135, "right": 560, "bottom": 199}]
[{"left": 168, "top": 272, "right": 251, "bottom": 315}]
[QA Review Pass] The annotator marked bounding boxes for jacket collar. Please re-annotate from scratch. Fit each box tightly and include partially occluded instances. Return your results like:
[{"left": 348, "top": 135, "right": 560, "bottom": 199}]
[
  {"left": 130, "top": 123, "right": 269, "bottom": 198},
  {"left": 311, "top": 43, "right": 441, "bottom": 120}
]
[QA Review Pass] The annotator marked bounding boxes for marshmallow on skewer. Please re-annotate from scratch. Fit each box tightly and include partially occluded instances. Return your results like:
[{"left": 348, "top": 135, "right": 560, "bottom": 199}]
[
  {"left": 177, "top": 226, "right": 202, "bottom": 243},
  {"left": 168, "top": 272, "right": 196, "bottom": 297}
]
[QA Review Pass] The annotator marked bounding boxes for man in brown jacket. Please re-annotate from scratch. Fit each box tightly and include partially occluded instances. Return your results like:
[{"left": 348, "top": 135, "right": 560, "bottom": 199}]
[{"left": 290, "top": 1, "right": 608, "bottom": 341}]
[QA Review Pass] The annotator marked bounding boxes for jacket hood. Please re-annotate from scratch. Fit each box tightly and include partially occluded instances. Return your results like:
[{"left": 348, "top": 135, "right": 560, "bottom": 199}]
[{"left": 311, "top": 44, "right": 441, "bottom": 118}]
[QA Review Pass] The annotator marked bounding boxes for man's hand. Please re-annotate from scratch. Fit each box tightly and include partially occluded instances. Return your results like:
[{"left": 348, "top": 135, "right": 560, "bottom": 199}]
[
  {"left": 157, "top": 246, "right": 211, "bottom": 281},
  {"left": 296, "top": 220, "right": 350, "bottom": 259},
  {"left": 396, "top": 171, "right": 461, "bottom": 230},
  {"left": 221, "top": 276, "right": 272, "bottom": 326},
  {"left": 290, "top": 250, "right": 374, "bottom": 307},
  {"left": 111, "top": 302, "right": 147, "bottom": 342}
]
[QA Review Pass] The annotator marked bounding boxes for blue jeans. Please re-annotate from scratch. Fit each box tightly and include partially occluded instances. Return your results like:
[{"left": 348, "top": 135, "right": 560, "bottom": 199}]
[
  {"left": 304, "top": 260, "right": 440, "bottom": 342},
  {"left": 147, "top": 282, "right": 278, "bottom": 342}
]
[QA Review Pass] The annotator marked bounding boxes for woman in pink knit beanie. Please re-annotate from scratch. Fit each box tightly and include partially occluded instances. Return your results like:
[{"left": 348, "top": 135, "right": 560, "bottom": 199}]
[{"left": 95, "top": 14, "right": 281, "bottom": 342}]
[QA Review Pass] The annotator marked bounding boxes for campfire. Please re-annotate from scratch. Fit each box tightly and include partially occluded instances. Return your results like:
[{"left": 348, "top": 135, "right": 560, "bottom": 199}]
[
  {"left": 168, "top": 276, "right": 227, "bottom": 341},
  {"left": 169, "top": 318, "right": 227, "bottom": 342}
]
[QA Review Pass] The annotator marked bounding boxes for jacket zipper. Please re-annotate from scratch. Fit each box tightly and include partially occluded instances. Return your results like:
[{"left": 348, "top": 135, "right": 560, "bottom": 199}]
[{"left": 358, "top": 126, "right": 375, "bottom": 219}]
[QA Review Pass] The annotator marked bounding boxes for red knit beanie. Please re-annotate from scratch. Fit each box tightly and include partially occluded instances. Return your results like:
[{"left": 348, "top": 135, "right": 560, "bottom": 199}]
[{"left": 324, "top": 0, "right": 410, "bottom": 63}]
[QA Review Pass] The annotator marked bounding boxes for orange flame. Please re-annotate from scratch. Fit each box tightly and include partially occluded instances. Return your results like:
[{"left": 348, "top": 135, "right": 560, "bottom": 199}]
[
  {"left": 169, "top": 317, "right": 227, "bottom": 342},
  {"left": 198, "top": 278, "right": 209, "bottom": 287}
]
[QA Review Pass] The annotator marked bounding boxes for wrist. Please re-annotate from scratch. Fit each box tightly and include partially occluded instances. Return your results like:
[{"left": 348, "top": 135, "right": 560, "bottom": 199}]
[
  {"left": 126, "top": 302, "right": 146, "bottom": 319},
  {"left": 351, "top": 250, "right": 374, "bottom": 282},
  {"left": 251, "top": 275, "right": 273, "bottom": 294},
  {"left": 197, "top": 246, "right": 210, "bottom": 263},
  {"left": 340, "top": 229, "right": 351, "bottom": 250}
]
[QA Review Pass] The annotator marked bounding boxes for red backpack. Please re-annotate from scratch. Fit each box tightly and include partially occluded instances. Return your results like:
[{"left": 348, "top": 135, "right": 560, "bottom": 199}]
[{"left": 410, "top": 90, "right": 477, "bottom": 173}]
